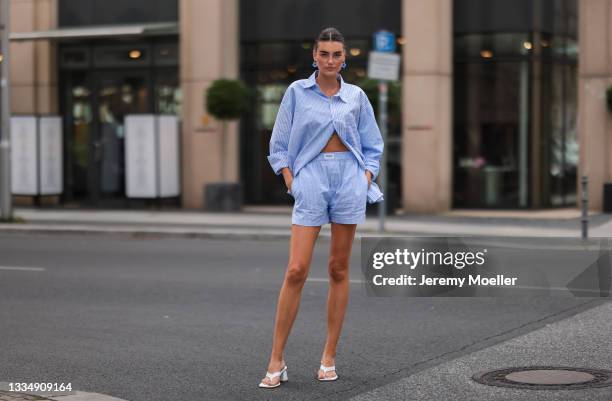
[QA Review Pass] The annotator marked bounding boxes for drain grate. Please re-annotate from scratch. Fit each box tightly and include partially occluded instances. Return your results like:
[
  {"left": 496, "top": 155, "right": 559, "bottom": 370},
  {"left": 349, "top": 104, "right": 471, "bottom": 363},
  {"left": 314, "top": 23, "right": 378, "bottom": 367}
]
[{"left": 472, "top": 366, "right": 612, "bottom": 390}]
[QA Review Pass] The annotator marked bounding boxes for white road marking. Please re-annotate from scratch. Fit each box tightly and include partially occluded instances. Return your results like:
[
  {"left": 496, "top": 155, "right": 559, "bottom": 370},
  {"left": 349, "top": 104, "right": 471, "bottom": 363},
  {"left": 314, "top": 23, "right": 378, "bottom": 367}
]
[{"left": 0, "top": 266, "right": 46, "bottom": 272}]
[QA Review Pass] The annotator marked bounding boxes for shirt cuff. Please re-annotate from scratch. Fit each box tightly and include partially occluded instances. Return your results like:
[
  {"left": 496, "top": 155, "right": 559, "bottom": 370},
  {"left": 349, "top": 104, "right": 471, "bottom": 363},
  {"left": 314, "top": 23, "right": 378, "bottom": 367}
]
[
  {"left": 267, "top": 153, "right": 290, "bottom": 175},
  {"left": 365, "top": 161, "right": 380, "bottom": 181},
  {"left": 367, "top": 181, "right": 384, "bottom": 204}
]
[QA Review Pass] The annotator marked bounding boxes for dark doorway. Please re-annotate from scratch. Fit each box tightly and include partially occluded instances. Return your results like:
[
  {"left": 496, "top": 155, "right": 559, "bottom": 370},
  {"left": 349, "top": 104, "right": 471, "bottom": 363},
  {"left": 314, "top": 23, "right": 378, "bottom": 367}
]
[{"left": 60, "top": 40, "right": 180, "bottom": 207}]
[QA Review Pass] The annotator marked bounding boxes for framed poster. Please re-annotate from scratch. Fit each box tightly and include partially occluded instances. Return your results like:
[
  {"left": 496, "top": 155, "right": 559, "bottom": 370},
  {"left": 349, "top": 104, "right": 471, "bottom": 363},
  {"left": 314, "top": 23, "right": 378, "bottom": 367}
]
[
  {"left": 38, "top": 116, "right": 63, "bottom": 195},
  {"left": 10, "top": 116, "right": 38, "bottom": 195},
  {"left": 125, "top": 115, "right": 157, "bottom": 198},
  {"left": 158, "top": 115, "right": 180, "bottom": 197}
]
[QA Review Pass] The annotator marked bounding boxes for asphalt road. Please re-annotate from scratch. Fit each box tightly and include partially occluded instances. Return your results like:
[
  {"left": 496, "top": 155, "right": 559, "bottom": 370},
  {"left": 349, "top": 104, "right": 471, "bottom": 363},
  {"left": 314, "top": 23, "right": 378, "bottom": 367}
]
[{"left": 0, "top": 233, "right": 605, "bottom": 401}]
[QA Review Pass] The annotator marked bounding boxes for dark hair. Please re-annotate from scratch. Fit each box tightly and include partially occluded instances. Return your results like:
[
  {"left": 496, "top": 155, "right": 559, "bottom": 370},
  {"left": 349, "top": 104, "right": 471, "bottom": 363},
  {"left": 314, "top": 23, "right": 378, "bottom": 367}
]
[{"left": 314, "top": 27, "right": 346, "bottom": 52}]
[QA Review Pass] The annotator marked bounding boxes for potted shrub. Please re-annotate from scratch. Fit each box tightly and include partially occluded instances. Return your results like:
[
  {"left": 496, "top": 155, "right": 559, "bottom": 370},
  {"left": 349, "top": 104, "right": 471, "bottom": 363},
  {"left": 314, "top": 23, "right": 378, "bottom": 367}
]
[{"left": 204, "top": 79, "right": 251, "bottom": 211}]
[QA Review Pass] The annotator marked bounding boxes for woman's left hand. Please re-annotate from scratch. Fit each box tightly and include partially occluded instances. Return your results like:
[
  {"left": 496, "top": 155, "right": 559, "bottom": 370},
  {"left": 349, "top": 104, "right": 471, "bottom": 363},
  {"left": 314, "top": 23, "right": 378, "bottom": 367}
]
[{"left": 365, "top": 170, "right": 372, "bottom": 188}]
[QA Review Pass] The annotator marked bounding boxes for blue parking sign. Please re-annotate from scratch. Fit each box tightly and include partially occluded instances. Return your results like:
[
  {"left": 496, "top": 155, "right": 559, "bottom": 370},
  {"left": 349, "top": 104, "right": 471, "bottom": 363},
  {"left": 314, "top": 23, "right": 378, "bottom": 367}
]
[{"left": 373, "top": 30, "right": 396, "bottom": 53}]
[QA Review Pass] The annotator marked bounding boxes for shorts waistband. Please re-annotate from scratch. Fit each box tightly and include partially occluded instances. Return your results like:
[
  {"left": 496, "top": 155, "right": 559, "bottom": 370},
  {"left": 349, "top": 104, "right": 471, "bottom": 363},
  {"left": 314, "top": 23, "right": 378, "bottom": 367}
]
[{"left": 314, "top": 151, "right": 354, "bottom": 161}]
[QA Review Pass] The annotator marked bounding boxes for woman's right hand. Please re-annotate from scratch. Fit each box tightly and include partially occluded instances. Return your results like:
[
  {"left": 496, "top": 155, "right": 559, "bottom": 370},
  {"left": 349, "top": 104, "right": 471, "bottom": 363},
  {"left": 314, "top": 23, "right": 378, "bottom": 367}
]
[{"left": 281, "top": 168, "right": 294, "bottom": 191}]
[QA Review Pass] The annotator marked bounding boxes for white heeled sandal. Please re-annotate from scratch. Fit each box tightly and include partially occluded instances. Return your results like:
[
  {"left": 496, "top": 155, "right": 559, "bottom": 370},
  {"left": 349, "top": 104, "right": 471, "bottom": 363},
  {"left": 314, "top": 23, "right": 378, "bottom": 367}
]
[
  {"left": 317, "top": 364, "right": 338, "bottom": 381},
  {"left": 258, "top": 365, "right": 288, "bottom": 388}
]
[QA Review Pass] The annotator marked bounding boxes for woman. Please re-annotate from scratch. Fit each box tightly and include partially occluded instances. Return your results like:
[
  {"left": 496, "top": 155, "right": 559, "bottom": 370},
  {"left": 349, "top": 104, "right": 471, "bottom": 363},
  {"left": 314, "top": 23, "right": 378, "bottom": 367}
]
[{"left": 259, "top": 27, "right": 384, "bottom": 388}]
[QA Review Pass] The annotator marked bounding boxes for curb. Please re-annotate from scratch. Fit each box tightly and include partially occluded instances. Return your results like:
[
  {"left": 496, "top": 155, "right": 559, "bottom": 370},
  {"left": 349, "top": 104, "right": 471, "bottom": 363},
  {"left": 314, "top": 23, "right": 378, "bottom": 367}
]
[
  {"left": 0, "top": 224, "right": 293, "bottom": 241},
  {"left": 0, "top": 223, "right": 420, "bottom": 241},
  {"left": 0, "top": 222, "right": 581, "bottom": 240},
  {"left": 0, "top": 390, "right": 129, "bottom": 401},
  {"left": 46, "top": 391, "right": 129, "bottom": 401}
]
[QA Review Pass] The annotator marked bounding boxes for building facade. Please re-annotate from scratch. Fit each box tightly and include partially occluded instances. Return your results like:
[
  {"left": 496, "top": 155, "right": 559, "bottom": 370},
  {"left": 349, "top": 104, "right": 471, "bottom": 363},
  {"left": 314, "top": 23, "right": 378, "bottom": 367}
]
[
  {"left": 453, "top": 0, "right": 578, "bottom": 209},
  {"left": 6, "top": 0, "right": 610, "bottom": 212}
]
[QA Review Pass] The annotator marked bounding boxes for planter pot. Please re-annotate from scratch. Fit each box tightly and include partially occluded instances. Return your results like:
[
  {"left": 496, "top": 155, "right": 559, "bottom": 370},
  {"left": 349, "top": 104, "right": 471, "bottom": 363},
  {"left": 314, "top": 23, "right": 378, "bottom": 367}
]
[{"left": 204, "top": 182, "right": 243, "bottom": 212}]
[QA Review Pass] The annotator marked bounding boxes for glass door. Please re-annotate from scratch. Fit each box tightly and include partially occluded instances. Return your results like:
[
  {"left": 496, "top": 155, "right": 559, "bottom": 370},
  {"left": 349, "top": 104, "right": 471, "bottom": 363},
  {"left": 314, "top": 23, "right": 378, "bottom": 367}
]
[
  {"left": 94, "top": 71, "right": 150, "bottom": 204},
  {"left": 64, "top": 71, "right": 94, "bottom": 203},
  {"left": 63, "top": 70, "right": 151, "bottom": 206}
]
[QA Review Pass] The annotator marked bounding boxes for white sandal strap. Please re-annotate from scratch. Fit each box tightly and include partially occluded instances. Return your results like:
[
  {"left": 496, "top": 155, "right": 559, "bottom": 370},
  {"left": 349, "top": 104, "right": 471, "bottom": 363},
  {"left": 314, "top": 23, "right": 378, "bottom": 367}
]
[
  {"left": 265, "top": 371, "right": 280, "bottom": 380},
  {"left": 319, "top": 364, "right": 336, "bottom": 373},
  {"left": 265, "top": 366, "right": 287, "bottom": 380}
]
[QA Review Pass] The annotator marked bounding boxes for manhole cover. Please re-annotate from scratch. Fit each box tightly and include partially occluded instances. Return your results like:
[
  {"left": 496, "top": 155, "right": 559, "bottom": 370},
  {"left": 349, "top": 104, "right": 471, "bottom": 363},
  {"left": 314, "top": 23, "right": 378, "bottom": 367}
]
[{"left": 472, "top": 366, "right": 612, "bottom": 390}]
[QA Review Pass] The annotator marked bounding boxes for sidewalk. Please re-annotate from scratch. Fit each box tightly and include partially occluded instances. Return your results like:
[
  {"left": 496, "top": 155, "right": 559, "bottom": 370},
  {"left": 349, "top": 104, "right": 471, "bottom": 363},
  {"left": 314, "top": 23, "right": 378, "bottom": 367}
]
[
  {"left": 1, "top": 207, "right": 611, "bottom": 239},
  {"left": 349, "top": 300, "right": 612, "bottom": 401},
  {"left": 0, "top": 390, "right": 128, "bottom": 401}
]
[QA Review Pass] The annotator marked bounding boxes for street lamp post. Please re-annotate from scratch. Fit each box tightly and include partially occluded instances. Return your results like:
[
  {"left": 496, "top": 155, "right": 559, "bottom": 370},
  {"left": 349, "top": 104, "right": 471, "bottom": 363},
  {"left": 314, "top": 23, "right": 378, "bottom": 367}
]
[
  {"left": 369, "top": 30, "right": 399, "bottom": 232},
  {"left": 0, "top": 0, "right": 11, "bottom": 221},
  {"left": 377, "top": 81, "right": 388, "bottom": 232}
]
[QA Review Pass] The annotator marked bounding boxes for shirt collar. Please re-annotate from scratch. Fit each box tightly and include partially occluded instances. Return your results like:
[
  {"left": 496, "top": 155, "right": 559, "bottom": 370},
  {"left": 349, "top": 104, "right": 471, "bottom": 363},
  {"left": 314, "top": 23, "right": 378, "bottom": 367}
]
[{"left": 300, "top": 70, "right": 348, "bottom": 102}]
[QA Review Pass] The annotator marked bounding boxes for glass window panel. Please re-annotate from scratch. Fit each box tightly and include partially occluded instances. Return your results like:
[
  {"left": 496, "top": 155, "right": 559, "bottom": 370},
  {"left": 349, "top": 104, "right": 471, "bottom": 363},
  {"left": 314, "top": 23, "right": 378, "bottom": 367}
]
[
  {"left": 93, "top": 45, "right": 151, "bottom": 68},
  {"left": 154, "top": 42, "right": 179, "bottom": 66},
  {"left": 60, "top": 47, "right": 90, "bottom": 69},
  {"left": 454, "top": 62, "right": 528, "bottom": 208},
  {"left": 567, "top": 0, "right": 578, "bottom": 38},
  {"left": 563, "top": 64, "right": 578, "bottom": 204},
  {"left": 69, "top": 76, "right": 93, "bottom": 196},
  {"left": 454, "top": 33, "right": 532, "bottom": 60},
  {"left": 257, "top": 84, "right": 285, "bottom": 130},
  {"left": 548, "top": 64, "right": 565, "bottom": 206},
  {"left": 59, "top": 0, "right": 178, "bottom": 26},
  {"left": 156, "top": 71, "right": 181, "bottom": 117}
]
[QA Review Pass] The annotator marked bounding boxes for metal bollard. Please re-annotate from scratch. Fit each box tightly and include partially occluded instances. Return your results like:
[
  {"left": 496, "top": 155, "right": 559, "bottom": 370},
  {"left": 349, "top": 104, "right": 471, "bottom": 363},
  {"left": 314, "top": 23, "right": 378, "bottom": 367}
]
[{"left": 581, "top": 176, "right": 588, "bottom": 240}]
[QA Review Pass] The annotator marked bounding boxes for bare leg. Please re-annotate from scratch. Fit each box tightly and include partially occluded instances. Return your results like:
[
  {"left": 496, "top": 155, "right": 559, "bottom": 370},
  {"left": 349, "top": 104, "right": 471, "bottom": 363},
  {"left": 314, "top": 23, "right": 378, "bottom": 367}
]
[
  {"left": 260, "top": 224, "right": 321, "bottom": 386},
  {"left": 318, "top": 222, "right": 357, "bottom": 379}
]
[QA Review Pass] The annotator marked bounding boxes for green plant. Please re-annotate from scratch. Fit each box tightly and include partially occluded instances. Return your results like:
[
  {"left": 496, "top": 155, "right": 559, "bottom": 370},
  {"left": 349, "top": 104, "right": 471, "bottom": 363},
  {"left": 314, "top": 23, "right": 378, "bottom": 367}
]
[
  {"left": 607, "top": 86, "right": 612, "bottom": 113},
  {"left": 357, "top": 78, "right": 402, "bottom": 136},
  {"left": 205, "top": 79, "right": 251, "bottom": 181},
  {"left": 206, "top": 79, "right": 251, "bottom": 119},
  {"left": 0, "top": 215, "right": 25, "bottom": 223},
  {"left": 357, "top": 78, "right": 401, "bottom": 116}
]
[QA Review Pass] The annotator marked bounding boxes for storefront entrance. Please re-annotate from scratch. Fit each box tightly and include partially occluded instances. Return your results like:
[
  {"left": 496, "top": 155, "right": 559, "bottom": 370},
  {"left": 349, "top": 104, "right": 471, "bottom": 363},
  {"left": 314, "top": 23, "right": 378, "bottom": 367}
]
[{"left": 60, "top": 40, "right": 180, "bottom": 207}]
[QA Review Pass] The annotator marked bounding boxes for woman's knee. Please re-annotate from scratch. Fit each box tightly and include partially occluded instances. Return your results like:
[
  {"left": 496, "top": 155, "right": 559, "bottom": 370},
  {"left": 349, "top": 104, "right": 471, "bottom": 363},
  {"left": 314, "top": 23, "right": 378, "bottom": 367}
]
[
  {"left": 285, "top": 261, "right": 309, "bottom": 286},
  {"left": 328, "top": 257, "right": 349, "bottom": 283}
]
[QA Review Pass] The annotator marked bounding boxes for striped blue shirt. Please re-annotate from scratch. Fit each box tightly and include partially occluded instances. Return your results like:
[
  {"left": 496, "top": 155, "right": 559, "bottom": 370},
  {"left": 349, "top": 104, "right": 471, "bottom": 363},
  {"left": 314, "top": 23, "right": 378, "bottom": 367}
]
[{"left": 267, "top": 70, "right": 384, "bottom": 180}]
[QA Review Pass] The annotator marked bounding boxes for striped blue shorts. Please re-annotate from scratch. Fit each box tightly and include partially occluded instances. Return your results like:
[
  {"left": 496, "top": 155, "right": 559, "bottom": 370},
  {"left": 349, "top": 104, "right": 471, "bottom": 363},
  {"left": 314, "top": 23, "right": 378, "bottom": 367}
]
[{"left": 288, "top": 151, "right": 368, "bottom": 226}]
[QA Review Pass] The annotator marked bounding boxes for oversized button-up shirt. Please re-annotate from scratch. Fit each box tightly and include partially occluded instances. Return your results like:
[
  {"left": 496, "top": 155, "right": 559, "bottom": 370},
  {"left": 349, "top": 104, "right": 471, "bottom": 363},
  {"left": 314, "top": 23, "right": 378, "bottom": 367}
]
[{"left": 267, "top": 70, "right": 384, "bottom": 182}]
